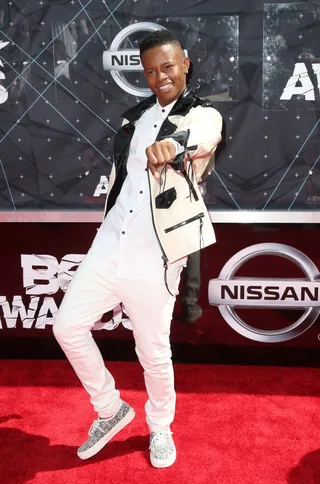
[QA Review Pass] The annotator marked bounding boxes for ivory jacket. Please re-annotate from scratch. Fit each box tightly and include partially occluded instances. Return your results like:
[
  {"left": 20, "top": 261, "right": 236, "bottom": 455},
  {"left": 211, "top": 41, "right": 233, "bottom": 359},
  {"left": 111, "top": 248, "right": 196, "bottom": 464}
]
[{"left": 104, "top": 86, "right": 223, "bottom": 263}]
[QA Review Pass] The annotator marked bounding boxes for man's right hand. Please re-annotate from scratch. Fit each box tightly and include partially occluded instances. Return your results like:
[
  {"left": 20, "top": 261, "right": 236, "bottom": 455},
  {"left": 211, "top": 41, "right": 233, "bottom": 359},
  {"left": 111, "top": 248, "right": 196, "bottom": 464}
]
[{"left": 146, "top": 140, "right": 176, "bottom": 180}]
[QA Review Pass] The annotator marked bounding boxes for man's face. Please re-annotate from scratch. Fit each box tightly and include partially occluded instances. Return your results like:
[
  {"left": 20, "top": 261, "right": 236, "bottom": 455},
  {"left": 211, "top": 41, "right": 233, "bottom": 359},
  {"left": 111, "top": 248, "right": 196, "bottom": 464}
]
[{"left": 141, "top": 43, "right": 190, "bottom": 106}]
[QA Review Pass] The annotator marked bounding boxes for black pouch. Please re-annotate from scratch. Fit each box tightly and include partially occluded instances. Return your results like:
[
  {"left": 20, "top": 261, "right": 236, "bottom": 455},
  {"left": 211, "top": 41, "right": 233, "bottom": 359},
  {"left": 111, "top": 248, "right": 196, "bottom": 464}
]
[{"left": 155, "top": 187, "right": 177, "bottom": 209}]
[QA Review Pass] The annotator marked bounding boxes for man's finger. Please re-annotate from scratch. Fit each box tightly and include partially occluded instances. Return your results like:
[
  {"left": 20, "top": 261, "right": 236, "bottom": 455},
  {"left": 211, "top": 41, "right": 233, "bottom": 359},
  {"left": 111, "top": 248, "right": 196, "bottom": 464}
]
[
  {"left": 153, "top": 143, "right": 166, "bottom": 165},
  {"left": 146, "top": 147, "right": 159, "bottom": 167},
  {"left": 147, "top": 161, "right": 160, "bottom": 179},
  {"left": 165, "top": 142, "right": 176, "bottom": 161},
  {"left": 160, "top": 144, "right": 173, "bottom": 163}
]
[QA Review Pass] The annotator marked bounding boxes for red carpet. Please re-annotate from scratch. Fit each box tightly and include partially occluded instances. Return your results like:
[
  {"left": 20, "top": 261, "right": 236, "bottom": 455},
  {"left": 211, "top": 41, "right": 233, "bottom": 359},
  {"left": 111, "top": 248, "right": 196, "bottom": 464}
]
[{"left": 1, "top": 361, "right": 320, "bottom": 484}]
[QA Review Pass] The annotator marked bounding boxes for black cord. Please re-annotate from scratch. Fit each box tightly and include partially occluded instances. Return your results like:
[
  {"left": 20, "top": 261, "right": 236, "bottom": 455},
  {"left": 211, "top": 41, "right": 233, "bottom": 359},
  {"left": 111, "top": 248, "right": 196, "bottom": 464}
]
[
  {"left": 162, "top": 256, "right": 175, "bottom": 297},
  {"left": 161, "top": 163, "right": 168, "bottom": 194},
  {"left": 199, "top": 217, "right": 207, "bottom": 269}
]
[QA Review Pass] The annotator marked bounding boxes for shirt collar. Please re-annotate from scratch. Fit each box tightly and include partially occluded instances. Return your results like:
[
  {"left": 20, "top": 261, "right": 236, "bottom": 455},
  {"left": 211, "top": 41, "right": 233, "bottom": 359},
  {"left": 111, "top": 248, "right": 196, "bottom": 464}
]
[{"left": 155, "top": 97, "right": 178, "bottom": 116}]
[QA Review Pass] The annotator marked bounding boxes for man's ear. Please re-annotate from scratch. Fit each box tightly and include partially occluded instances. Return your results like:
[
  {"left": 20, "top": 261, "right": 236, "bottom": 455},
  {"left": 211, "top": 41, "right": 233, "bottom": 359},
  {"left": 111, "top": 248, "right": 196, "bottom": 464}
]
[{"left": 184, "top": 56, "right": 191, "bottom": 73}]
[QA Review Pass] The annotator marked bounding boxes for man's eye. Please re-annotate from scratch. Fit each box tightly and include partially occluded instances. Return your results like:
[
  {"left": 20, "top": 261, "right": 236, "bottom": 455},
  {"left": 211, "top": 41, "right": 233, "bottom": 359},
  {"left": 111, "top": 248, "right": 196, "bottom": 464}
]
[
  {"left": 147, "top": 70, "right": 155, "bottom": 75},
  {"left": 166, "top": 65, "right": 173, "bottom": 69}
]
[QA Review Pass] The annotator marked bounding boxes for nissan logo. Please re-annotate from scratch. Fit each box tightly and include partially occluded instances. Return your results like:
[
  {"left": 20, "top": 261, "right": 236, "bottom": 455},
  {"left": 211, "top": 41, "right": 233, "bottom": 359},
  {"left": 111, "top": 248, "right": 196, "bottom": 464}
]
[{"left": 208, "top": 243, "right": 320, "bottom": 342}]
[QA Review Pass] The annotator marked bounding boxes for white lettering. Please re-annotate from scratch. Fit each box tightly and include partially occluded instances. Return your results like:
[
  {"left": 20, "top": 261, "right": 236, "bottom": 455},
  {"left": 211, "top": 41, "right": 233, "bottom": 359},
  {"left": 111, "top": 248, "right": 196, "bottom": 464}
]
[
  {"left": 58, "top": 254, "right": 85, "bottom": 292},
  {"left": 0, "top": 41, "right": 10, "bottom": 104},
  {"left": 35, "top": 297, "right": 59, "bottom": 329},
  {"left": 94, "top": 175, "right": 109, "bottom": 197},
  {"left": 280, "top": 62, "right": 320, "bottom": 101},
  {"left": 21, "top": 254, "right": 84, "bottom": 295},
  {"left": 0, "top": 295, "right": 40, "bottom": 328}
]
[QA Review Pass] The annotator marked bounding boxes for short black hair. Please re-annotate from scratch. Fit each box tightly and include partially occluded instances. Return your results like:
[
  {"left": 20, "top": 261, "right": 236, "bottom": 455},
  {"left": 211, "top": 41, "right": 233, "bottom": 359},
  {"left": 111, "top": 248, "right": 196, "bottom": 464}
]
[{"left": 139, "top": 29, "right": 183, "bottom": 57}]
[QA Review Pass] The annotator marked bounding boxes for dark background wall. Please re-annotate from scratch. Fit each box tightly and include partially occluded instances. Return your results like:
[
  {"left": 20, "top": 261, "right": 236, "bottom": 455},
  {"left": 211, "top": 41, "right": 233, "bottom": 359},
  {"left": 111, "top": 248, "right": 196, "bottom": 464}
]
[{"left": 1, "top": 0, "right": 320, "bottom": 212}]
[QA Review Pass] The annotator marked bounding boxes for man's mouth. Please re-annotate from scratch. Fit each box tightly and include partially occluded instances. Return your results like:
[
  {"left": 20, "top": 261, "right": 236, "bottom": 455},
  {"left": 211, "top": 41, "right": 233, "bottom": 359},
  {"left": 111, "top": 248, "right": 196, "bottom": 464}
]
[{"left": 157, "top": 83, "right": 173, "bottom": 92}]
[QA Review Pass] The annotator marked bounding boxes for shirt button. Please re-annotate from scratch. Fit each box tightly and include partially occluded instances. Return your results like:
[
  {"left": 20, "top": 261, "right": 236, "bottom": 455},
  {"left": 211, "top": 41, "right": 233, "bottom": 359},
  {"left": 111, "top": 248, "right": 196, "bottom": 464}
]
[
  {"left": 162, "top": 109, "right": 165, "bottom": 113},
  {"left": 140, "top": 190, "right": 143, "bottom": 194},
  {"left": 122, "top": 231, "right": 125, "bottom": 234},
  {"left": 154, "top": 124, "right": 157, "bottom": 128},
  {"left": 129, "top": 210, "right": 133, "bottom": 213}
]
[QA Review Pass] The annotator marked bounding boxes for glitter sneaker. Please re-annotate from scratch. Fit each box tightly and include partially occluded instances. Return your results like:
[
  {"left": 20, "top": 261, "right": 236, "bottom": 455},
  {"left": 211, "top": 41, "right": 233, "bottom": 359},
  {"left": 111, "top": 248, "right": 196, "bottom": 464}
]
[
  {"left": 149, "top": 429, "right": 176, "bottom": 468},
  {"left": 77, "top": 400, "right": 135, "bottom": 460}
]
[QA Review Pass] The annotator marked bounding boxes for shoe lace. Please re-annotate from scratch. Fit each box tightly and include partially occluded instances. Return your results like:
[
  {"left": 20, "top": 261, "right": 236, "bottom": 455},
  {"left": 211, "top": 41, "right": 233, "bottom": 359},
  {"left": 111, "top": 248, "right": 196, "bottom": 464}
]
[
  {"left": 150, "top": 430, "right": 173, "bottom": 449},
  {"left": 88, "top": 419, "right": 102, "bottom": 435}
]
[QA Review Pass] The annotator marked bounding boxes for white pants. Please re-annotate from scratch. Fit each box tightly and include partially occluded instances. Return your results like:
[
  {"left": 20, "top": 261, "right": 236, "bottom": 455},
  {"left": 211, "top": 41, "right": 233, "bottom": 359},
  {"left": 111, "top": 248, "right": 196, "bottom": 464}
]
[{"left": 53, "top": 222, "right": 183, "bottom": 432}]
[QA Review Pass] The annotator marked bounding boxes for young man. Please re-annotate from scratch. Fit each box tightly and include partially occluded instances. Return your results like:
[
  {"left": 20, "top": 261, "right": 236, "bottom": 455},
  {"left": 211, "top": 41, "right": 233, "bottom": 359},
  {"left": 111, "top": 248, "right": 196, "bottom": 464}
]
[{"left": 53, "top": 29, "right": 222, "bottom": 468}]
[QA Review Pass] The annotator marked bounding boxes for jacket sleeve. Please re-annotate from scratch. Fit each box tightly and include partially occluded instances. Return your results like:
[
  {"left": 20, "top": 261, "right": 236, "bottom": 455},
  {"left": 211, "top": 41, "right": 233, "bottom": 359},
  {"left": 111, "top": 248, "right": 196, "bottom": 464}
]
[
  {"left": 170, "top": 106, "right": 222, "bottom": 180},
  {"left": 185, "top": 105, "right": 222, "bottom": 147}
]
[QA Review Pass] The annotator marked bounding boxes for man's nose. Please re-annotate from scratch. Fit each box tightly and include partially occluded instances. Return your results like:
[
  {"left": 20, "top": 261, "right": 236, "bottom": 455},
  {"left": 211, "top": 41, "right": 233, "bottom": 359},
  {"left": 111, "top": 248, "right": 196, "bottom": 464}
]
[{"left": 157, "top": 70, "right": 168, "bottom": 81}]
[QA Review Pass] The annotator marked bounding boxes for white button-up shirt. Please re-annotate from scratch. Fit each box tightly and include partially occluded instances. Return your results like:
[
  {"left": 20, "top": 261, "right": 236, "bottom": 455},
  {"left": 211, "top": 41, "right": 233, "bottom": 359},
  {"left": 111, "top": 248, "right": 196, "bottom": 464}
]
[{"left": 102, "top": 98, "right": 186, "bottom": 280}]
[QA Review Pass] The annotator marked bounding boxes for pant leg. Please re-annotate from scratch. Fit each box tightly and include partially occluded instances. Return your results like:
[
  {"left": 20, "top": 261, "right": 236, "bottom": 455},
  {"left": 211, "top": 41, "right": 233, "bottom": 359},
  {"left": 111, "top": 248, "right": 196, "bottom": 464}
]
[
  {"left": 53, "top": 225, "right": 122, "bottom": 417},
  {"left": 180, "top": 250, "right": 201, "bottom": 309},
  {"left": 118, "top": 265, "right": 183, "bottom": 432}
]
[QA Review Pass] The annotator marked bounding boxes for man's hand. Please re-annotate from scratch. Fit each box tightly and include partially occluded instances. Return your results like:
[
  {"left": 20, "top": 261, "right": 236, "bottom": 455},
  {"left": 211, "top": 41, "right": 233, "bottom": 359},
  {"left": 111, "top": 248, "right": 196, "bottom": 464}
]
[{"left": 146, "top": 140, "right": 176, "bottom": 180}]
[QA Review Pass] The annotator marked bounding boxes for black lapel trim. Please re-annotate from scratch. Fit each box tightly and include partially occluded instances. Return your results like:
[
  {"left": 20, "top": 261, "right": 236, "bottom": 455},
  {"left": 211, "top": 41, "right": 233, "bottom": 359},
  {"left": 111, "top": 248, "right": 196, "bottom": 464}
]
[
  {"left": 121, "top": 95, "right": 157, "bottom": 123},
  {"left": 157, "top": 118, "right": 177, "bottom": 139},
  {"left": 120, "top": 86, "right": 200, "bottom": 123},
  {"left": 169, "top": 86, "right": 197, "bottom": 116}
]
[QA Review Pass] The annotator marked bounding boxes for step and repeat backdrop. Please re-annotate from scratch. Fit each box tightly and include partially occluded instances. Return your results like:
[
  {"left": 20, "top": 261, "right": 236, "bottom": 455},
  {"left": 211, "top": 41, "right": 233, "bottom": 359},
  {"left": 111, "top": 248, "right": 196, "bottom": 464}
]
[
  {"left": 1, "top": 1, "right": 320, "bottom": 360},
  {"left": 0, "top": 223, "right": 320, "bottom": 360},
  {"left": 0, "top": 0, "right": 320, "bottom": 212}
]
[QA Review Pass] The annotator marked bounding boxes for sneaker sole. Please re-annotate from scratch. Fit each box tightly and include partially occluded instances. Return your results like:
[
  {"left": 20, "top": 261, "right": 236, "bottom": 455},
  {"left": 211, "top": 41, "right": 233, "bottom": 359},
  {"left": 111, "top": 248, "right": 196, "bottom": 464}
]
[
  {"left": 150, "top": 448, "right": 176, "bottom": 468},
  {"left": 77, "top": 407, "right": 135, "bottom": 460}
]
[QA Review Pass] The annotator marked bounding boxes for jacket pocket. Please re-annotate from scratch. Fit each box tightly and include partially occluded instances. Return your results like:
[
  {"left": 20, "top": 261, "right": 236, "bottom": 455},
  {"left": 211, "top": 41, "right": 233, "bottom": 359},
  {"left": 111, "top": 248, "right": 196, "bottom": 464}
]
[
  {"left": 164, "top": 212, "right": 205, "bottom": 233},
  {"left": 155, "top": 187, "right": 177, "bottom": 209}
]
